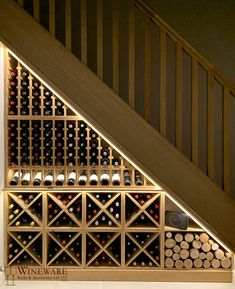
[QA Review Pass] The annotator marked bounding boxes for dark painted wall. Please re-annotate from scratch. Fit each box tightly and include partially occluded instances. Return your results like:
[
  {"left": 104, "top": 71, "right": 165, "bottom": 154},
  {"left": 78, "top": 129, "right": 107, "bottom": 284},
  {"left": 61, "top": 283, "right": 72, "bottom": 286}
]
[{"left": 146, "top": 0, "right": 235, "bottom": 82}]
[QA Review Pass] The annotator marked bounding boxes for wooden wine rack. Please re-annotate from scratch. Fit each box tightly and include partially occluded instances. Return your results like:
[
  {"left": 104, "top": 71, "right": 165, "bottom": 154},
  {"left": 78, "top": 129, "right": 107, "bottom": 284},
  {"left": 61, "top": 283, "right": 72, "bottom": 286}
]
[{"left": 3, "top": 52, "right": 233, "bottom": 282}]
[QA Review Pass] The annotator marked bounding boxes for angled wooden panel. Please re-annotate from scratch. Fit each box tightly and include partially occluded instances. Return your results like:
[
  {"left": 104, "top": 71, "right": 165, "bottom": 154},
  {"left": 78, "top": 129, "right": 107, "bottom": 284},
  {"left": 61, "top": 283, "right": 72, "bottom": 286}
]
[{"left": 0, "top": 0, "right": 235, "bottom": 251}]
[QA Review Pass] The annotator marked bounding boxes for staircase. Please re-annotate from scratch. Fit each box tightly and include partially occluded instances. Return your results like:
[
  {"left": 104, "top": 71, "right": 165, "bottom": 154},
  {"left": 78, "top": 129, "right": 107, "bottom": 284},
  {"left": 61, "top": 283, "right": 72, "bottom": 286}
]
[
  {"left": 13, "top": 0, "right": 235, "bottom": 196},
  {"left": 0, "top": 0, "right": 235, "bottom": 252}
]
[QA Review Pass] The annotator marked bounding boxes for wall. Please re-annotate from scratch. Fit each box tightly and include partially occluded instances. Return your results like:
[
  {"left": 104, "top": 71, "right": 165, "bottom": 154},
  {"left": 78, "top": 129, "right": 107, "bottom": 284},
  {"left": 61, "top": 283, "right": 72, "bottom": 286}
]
[{"left": 146, "top": 0, "right": 235, "bottom": 83}]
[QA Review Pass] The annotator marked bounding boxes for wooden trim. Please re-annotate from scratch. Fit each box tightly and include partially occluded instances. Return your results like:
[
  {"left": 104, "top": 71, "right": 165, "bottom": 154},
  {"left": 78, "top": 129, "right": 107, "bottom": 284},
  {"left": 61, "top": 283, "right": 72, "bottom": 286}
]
[
  {"left": 3, "top": 47, "right": 8, "bottom": 188},
  {"left": 134, "top": 0, "right": 235, "bottom": 95},
  {"left": 33, "top": 0, "right": 40, "bottom": 22},
  {"left": 9, "top": 268, "right": 232, "bottom": 282},
  {"left": 49, "top": 0, "right": 55, "bottom": 36},
  {"left": 81, "top": 0, "right": 87, "bottom": 65},
  {"left": 128, "top": 0, "right": 135, "bottom": 109},
  {"left": 1, "top": 0, "right": 235, "bottom": 251},
  {"left": 175, "top": 43, "right": 183, "bottom": 151},
  {"left": 112, "top": 0, "right": 119, "bottom": 93},
  {"left": 144, "top": 15, "right": 151, "bottom": 123},
  {"left": 207, "top": 73, "right": 215, "bottom": 180},
  {"left": 160, "top": 29, "right": 166, "bottom": 137},
  {"left": 65, "top": 0, "right": 72, "bottom": 51},
  {"left": 97, "top": 0, "right": 103, "bottom": 79},
  {"left": 192, "top": 57, "right": 199, "bottom": 165},
  {"left": 223, "top": 87, "right": 230, "bottom": 194}
]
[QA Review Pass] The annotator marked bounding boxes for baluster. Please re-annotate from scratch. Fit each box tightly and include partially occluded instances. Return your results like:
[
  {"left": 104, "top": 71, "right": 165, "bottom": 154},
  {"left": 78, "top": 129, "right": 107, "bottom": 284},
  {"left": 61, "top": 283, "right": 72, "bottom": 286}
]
[
  {"left": 207, "top": 72, "right": 215, "bottom": 180},
  {"left": 33, "top": 0, "right": 40, "bottom": 22},
  {"left": 112, "top": 0, "right": 119, "bottom": 93},
  {"left": 49, "top": 0, "right": 55, "bottom": 36},
  {"left": 144, "top": 15, "right": 151, "bottom": 123},
  {"left": 160, "top": 29, "right": 166, "bottom": 137},
  {"left": 128, "top": 0, "right": 135, "bottom": 109},
  {"left": 175, "top": 43, "right": 183, "bottom": 151},
  {"left": 97, "top": 0, "right": 103, "bottom": 79},
  {"left": 81, "top": 0, "right": 87, "bottom": 65},
  {"left": 65, "top": 0, "right": 72, "bottom": 51},
  {"left": 192, "top": 58, "right": 199, "bottom": 165},
  {"left": 223, "top": 86, "right": 231, "bottom": 194}
]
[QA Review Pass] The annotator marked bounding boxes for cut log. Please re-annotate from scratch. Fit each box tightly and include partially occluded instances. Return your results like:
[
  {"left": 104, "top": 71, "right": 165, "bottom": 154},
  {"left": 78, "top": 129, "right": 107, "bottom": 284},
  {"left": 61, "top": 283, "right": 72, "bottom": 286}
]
[
  {"left": 166, "top": 232, "right": 172, "bottom": 239},
  {"left": 206, "top": 252, "right": 214, "bottom": 261},
  {"left": 175, "top": 233, "right": 183, "bottom": 243},
  {"left": 211, "top": 259, "right": 220, "bottom": 269},
  {"left": 185, "top": 233, "right": 194, "bottom": 243},
  {"left": 180, "top": 241, "right": 189, "bottom": 250},
  {"left": 184, "top": 258, "right": 193, "bottom": 269},
  {"left": 165, "top": 238, "right": 176, "bottom": 249},
  {"left": 175, "top": 259, "right": 184, "bottom": 269},
  {"left": 199, "top": 252, "right": 206, "bottom": 260},
  {"left": 172, "top": 253, "right": 180, "bottom": 261},
  {"left": 165, "top": 257, "right": 174, "bottom": 268},
  {"left": 165, "top": 249, "right": 173, "bottom": 257},
  {"left": 202, "top": 242, "right": 211, "bottom": 252},
  {"left": 221, "top": 257, "right": 232, "bottom": 269},
  {"left": 200, "top": 233, "right": 209, "bottom": 243},
  {"left": 192, "top": 240, "right": 201, "bottom": 249},
  {"left": 180, "top": 249, "right": 189, "bottom": 260},
  {"left": 173, "top": 245, "right": 181, "bottom": 253},
  {"left": 211, "top": 243, "right": 219, "bottom": 251},
  {"left": 203, "top": 259, "right": 211, "bottom": 269},
  {"left": 190, "top": 249, "right": 199, "bottom": 259},
  {"left": 214, "top": 249, "right": 224, "bottom": 260},
  {"left": 194, "top": 234, "right": 200, "bottom": 241},
  {"left": 194, "top": 258, "right": 203, "bottom": 268}
]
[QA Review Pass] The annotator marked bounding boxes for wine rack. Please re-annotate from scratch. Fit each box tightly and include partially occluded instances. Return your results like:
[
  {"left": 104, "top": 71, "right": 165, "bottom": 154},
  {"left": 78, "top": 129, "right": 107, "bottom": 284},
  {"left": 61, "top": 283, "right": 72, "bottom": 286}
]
[
  {"left": 4, "top": 51, "right": 233, "bottom": 281},
  {"left": 6, "top": 53, "right": 152, "bottom": 189},
  {"left": 6, "top": 191, "right": 162, "bottom": 270}
]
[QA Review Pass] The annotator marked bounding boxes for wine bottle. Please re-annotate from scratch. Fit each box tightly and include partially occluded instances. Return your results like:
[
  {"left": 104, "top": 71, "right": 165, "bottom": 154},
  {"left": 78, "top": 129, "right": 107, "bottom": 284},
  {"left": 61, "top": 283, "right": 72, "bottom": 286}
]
[
  {"left": 21, "top": 172, "right": 30, "bottom": 185},
  {"left": 112, "top": 159, "right": 120, "bottom": 166},
  {"left": 33, "top": 171, "right": 42, "bottom": 186},
  {"left": 10, "top": 171, "right": 21, "bottom": 185},
  {"left": 124, "top": 170, "right": 131, "bottom": 186},
  {"left": 90, "top": 171, "right": 98, "bottom": 185},
  {"left": 112, "top": 172, "right": 120, "bottom": 185},
  {"left": 33, "top": 80, "right": 40, "bottom": 88},
  {"left": 78, "top": 171, "right": 87, "bottom": 185},
  {"left": 101, "top": 158, "right": 109, "bottom": 166},
  {"left": 67, "top": 171, "right": 76, "bottom": 186},
  {"left": 135, "top": 171, "right": 143, "bottom": 186},
  {"left": 100, "top": 172, "right": 110, "bottom": 185},
  {"left": 56, "top": 172, "right": 65, "bottom": 186},
  {"left": 44, "top": 172, "right": 53, "bottom": 186}
]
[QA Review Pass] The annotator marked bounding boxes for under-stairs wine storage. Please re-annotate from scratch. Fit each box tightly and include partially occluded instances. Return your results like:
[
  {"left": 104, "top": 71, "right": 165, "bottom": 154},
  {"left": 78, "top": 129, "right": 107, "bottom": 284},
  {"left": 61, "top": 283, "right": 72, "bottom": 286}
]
[{"left": 3, "top": 51, "right": 233, "bottom": 282}]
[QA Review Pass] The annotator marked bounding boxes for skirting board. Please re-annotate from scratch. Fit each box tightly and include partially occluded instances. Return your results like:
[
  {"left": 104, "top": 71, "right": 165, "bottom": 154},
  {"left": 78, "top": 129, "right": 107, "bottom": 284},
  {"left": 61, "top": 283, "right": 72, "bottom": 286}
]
[{"left": 6, "top": 269, "right": 232, "bottom": 283}]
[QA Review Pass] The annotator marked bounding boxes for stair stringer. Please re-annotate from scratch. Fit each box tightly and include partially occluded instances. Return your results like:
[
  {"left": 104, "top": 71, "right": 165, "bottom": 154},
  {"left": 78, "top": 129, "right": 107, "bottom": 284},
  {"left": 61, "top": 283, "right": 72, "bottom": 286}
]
[{"left": 0, "top": 0, "right": 235, "bottom": 252}]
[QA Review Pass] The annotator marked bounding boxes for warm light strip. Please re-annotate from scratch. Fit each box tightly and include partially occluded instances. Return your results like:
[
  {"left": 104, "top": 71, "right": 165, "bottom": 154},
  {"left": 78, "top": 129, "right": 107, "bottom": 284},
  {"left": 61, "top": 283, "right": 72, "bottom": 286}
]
[{"left": 8, "top": 49, "right": 232, "bottom": 253}]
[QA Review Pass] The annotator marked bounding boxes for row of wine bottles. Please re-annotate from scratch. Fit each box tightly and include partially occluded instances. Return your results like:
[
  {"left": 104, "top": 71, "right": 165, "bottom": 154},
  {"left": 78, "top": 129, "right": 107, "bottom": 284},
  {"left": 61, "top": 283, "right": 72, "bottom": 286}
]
[
  {"left": 8, "top": 66, "right": 70, "bottom": 116},
  {"left": 8, "top": 119, "right": 122, "bottom": 167},
  {"left": 8, "top": 191, "right": 160, "bottom": 228},
  {"left": 8, "top": 232, "right": 161, "bottom": 267},
  {"left": 9, "top": 170, "right": 144, "bottom": 186}
]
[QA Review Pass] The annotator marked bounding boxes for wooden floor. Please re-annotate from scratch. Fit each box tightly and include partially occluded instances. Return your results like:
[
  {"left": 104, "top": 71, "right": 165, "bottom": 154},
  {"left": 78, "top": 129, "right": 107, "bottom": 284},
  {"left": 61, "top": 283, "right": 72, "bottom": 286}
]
[{"left": 0, "top": 280, "right": 234, "bottom": 289}]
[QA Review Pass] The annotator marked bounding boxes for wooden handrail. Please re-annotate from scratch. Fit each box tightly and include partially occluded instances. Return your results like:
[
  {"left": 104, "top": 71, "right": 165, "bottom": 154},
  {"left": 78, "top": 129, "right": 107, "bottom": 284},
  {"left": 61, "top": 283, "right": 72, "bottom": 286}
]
[{"left": 135, "top": 0, "right": 235, "bottom": 95}]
